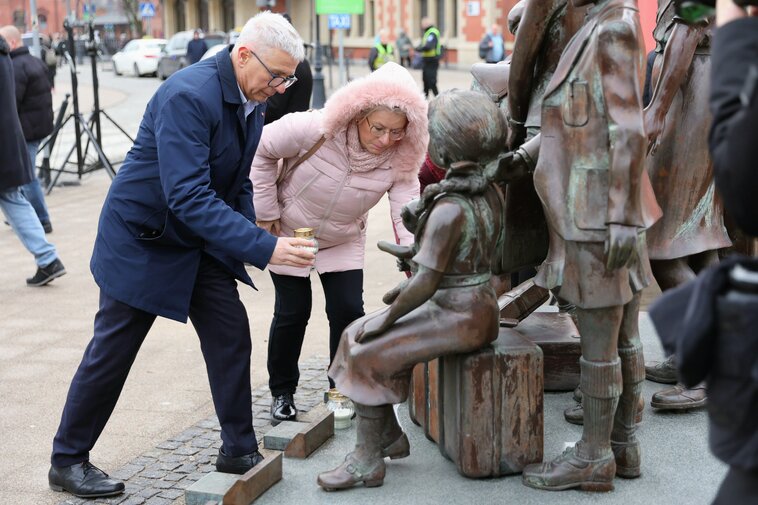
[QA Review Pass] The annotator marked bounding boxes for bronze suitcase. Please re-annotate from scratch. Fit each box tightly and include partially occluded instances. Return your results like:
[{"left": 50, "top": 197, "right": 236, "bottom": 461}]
[
  {"left": 407, "top": 359, "right": 440, "bottom": 442},
  {"left": 518, "top": 312, "right": 581, "bottom": 391},
  {"left": 438, "top": 328, "right": 544, "bottom": 478}
]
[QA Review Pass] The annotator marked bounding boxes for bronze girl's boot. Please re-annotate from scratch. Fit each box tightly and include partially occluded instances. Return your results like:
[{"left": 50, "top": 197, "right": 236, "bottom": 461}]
[
  {"left": 317, "top": 403, "right": 387, "bottom": 491},
  {"left": 381, "top": 405, "right": 410, "bottom": 459}
]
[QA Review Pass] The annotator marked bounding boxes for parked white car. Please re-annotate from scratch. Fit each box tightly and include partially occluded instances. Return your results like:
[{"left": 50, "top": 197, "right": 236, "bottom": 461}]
[{"left": 112, "top": 38, "right": 167, "bottom": 77}]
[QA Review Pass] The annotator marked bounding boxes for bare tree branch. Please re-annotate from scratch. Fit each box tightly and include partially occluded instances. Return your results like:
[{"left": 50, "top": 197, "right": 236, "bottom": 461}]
[{"left": 120, "top": 0, "right": 144, "bottom": 38}]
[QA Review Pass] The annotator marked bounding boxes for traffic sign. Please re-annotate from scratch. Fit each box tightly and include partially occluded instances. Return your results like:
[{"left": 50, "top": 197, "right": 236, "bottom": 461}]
[
  {"left": 139, "top": 2, "right": 156, "bottom": 18},
  {"left": 328, "top": 14, "right": 351, "bottom": 30},
  {"left": 316, "top": 0, "right": 364, "bottom": 15}
]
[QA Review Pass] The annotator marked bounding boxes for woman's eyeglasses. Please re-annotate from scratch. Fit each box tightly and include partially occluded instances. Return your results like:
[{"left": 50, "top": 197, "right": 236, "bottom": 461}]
[
  {"left": 249, "top": 50, "right": 298, "bottom": 89},
  {"left": 363, "top": 117, "right": 406, "bottom": 141}
]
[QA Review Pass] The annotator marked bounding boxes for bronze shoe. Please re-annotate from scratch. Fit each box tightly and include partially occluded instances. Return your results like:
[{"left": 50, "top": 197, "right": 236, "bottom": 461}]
[
  {"left": 644, "top": 355, "right": 678, "bottom": 384},
  {"left": 611, "top": 438, "right": 641, "bottom": 479},
  {"left": 317, "top": 453, "right": 386, "bottom": 491},
  {"left": 381, "top": 432, "right": 410, "bottom": 460},
  {"left": 650, "top": 384, "right": 706, "bottom": 410},
  {"left": 573, "top": 386, "right": 582, "bottom": 403},
  {"left": 521, "top": 445, "right": 615, "bottom": 492},
  {"left": 564, "top": 396, "right": 644, "bottom": 426}
]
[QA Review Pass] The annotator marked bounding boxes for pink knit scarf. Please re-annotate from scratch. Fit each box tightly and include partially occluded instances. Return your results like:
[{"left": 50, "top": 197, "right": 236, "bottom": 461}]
[{"left": 345, "top": 122, "right": 396, "bottom": 173}]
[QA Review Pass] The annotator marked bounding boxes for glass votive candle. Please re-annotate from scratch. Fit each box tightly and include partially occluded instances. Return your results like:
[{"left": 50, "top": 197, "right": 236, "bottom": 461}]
[
  {"left": 325, "top": 388, "right": 355, "bottom": 430},
  {"left": 294, "top": 227, "right": 319, "bottom": 255}
]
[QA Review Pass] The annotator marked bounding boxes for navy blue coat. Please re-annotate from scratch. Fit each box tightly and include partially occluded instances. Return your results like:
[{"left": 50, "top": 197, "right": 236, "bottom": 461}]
[{"left": 91, "top": 47, "right": 277, "bottom": 322}]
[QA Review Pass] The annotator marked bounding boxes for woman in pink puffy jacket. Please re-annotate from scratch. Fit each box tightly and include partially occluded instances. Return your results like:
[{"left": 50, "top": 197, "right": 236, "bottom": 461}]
[{"left": 250, "top": 62, "right": 429, "bottom": 424}]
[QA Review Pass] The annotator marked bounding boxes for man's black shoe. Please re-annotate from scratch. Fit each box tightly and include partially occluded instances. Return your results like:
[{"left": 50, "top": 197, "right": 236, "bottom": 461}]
[
  {"left": 271, "top": 393, "right": 297, "bottom": 425},
  {"left": 42, "top": 221, "right": 53, "bottom": 234},
  {"left": 48, "top": 462, "right": 125, "bottom": 498},
  {"left": 27, "top": 258, "right": 66, "bottom": 286},
  {"left": 215, "top": 448, "right": 264, "bottom": 474}
]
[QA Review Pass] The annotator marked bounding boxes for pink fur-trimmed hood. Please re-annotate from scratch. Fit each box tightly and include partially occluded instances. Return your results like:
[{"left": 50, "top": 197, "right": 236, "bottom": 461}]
[{"left": 320, "top": 62, "right": 429, "bottom": 182}]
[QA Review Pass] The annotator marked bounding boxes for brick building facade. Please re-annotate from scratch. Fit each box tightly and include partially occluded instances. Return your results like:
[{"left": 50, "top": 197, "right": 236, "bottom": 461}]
[
  {"left": 0, "top": 0, "right": 165, "bottom": 43},
  {"left": 159, "top": 1, "right": 656, "bottom": 68}
]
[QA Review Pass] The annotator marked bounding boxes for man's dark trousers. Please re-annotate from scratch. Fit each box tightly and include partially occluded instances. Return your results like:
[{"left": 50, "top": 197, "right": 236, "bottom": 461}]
[
  {"left": 51, "top": 254, "right": 256, "bottom": 467},
  {"left": 422, "top": 57, "right": 439, "bottom": 97}
]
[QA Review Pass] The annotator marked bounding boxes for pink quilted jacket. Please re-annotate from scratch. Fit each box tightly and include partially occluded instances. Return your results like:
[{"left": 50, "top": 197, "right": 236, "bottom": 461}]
[{"left": 251, "top": 62, "right": 429, "bottom": 277}]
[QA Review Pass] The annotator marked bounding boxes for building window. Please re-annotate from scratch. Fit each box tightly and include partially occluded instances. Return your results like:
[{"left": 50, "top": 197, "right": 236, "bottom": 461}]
[
  {"left": 451, "top": 0, "right": 458, "bottom": 37},
  {"left": 222, "top": 0, "right": 235, "bottom": 31},
  {"left": 436, "top": 0, "right": 445, "bottom": 33},
  {"left": 367, "top": 0, "right": 374, "bottom": 38},
  {"left": 197, "top": 0, "right": 209, "bottom": 32},
  {"left": 174, "top": 0, "right": 186, "bottom": 32},
  {"left": 13, "top": 9, "right": 25, "bottom": 29}
]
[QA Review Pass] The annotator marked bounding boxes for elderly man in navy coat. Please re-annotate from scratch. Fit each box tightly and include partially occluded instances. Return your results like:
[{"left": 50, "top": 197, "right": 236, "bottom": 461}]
[{"left": 48, "top": 12, "right": 315, "bottom": 499}]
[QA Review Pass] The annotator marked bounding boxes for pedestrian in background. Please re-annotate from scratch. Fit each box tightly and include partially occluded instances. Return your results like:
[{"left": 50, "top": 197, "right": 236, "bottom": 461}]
[
  {"left": 251, "top": 61, "right": 428, "bottom": 425},
  {"left": 264, "top": 13, "right": 313, "bottom": 125},
  {"left": 41, "top": 34, "right": 58, "bottom": 89},
  {"left": 369, "top": 28, "right": 395, "bottom": 71},
  {"left": 47, "top": 12, "right": 315, "bottom": 500},
  {"left": 479, "top": 24, "right": 506, "bottom": 63},
  {"left": 186, "top": 29, "right": 207, "bottom": 65},
  {"left": 0, "top": 25, "right": 55, "bottom": 234},
  {"left": 416, "top": 17, "right": 441, "bottom": 97},
  {"left": 396, "top": 29, "right": 412, "bottom": 68},
  {"left": 0, "top": 34, "right": 65, "bottom": 286}
]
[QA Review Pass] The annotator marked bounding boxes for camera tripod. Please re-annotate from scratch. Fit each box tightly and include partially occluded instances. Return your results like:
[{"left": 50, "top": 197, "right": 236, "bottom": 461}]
[{"left": 43, "top": 20, "right": 133, "bottom": 193}]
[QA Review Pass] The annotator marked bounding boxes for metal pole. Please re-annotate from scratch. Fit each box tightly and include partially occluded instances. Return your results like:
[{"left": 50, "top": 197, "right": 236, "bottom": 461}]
[
  {"left": 28, "top": 0, "right": 42, "bottom": 58},
  {"left": 327, "top": 26, "right": 333, "bottom": 91},
  {"left": 89, "top": 21, "right": 102, "bottom": 146},
  {"left": 311, "top": 13, "right": 326, "bottom": 109},
  {"left": 338, "top": 28, "right": 345, "bottom": 86}
]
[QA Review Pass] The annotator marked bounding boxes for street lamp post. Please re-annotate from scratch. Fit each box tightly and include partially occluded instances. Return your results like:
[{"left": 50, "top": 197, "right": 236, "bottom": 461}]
[
  {"left": 311, "top": 13, "right": 326, "bottom": 109},
  {"left": 28, "top": 0, "right": 42, "bottom": 58}
]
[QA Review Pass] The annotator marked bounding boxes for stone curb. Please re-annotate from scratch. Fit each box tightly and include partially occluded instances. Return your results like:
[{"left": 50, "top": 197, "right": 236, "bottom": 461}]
[{"left": 56, "top": 355, "right": 330, "bottom": 505}]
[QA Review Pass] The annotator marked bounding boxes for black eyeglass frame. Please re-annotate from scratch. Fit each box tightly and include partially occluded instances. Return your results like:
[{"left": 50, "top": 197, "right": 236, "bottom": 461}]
[{"left": 248, "top": 49, "right": 298, "bottom": 89}]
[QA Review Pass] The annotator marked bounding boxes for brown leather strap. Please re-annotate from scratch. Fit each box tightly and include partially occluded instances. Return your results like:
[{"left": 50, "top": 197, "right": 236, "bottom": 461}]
[{"left": 277, "top": 135, "right": 327, "bottom": 184}]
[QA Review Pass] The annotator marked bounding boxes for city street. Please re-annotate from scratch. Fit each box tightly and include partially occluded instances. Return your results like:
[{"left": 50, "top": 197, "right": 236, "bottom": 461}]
[{"left": 0, "top": 58, "right": 726, "bottom": 505}]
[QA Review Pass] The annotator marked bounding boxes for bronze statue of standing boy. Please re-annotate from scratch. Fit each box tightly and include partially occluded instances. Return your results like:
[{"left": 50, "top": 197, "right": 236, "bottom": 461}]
[{"left": 521, "top": 0, "right": 661, "bottom": 492}]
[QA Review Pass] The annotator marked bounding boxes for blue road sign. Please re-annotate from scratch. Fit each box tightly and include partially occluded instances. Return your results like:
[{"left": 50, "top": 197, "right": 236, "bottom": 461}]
[
  {"left": 139, "top": 2, "right": 156, "bottom": 18},
  {"left": 328, "top": 14, "right": 351, "bottom": 30}
]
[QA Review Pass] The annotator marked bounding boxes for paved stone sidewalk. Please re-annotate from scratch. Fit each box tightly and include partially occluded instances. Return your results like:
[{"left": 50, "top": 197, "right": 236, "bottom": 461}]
[{"left": 56, "top": 356, "right": 330, "bottom": 505}]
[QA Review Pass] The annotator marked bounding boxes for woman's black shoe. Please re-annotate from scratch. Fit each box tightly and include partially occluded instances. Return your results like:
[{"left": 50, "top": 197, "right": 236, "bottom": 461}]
[
  {"left": 270, "top": 393, "right": 297, "bottom": 424},
  {"left": 48, "top": 462, "right": 125, "bottom": 498}
]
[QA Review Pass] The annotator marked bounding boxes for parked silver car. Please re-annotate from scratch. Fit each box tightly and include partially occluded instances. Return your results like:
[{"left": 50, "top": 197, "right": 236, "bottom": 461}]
[{"left": 156, "top": 30, "right": 226, "bottom": 80}]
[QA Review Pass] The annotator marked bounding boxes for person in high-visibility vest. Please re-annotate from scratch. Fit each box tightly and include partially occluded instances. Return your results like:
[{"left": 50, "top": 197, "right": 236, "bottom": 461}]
[
  {"left": 415, "top": 17, "right": 441, "bottom": 97},
  {"left": 368, "top": 28, "right": 395, "bottom": 71}
]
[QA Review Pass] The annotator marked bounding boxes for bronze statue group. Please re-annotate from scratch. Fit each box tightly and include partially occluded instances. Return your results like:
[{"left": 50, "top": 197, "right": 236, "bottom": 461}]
[
  {"left": 42, "top": 3, "right": 754, "bottom": 502},
  {"left": 317, "top": 0, "right": 735, "bottom": 494}
]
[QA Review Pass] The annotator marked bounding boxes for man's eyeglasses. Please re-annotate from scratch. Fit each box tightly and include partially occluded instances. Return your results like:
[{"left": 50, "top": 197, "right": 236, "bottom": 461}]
[
  {"left": 363, "top": 117, "right": 406, "bottom": 141},
  {"left": 249, "top": 50, "right": 298, "bottom": 89}
]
